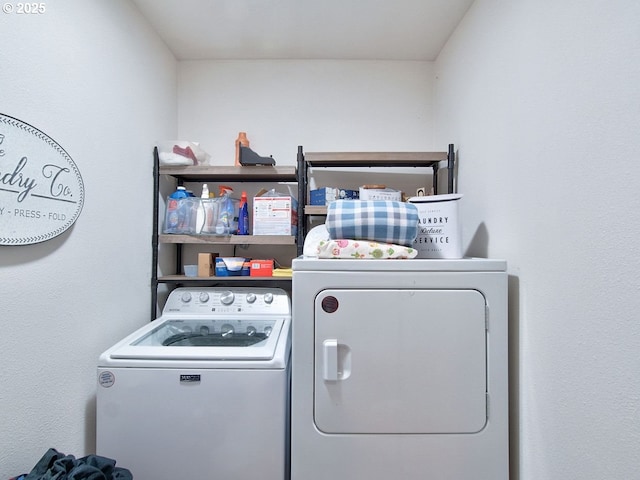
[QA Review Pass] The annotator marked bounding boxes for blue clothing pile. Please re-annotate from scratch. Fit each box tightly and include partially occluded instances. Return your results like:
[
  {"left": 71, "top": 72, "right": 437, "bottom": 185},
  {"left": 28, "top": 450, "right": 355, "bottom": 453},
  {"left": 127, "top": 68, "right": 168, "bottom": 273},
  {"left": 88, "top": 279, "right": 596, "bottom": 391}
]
[{"left": 11, "top": 448, "right": 132, "bottom": 480}]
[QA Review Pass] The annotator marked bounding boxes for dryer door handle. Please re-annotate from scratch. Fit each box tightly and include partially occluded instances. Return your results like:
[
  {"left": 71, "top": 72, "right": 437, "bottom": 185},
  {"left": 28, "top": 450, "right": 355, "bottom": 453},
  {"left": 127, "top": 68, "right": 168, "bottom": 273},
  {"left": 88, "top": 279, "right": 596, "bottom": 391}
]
[{"left": 322, "top": 339, "right": 339, "bottom": 381}]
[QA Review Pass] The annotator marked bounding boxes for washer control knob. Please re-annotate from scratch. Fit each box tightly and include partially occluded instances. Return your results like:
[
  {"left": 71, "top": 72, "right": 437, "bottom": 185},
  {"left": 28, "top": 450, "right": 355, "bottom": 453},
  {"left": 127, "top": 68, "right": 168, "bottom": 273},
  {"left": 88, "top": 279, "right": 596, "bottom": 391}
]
[
  {"left": 246, "top": 293, "right": 257, "bottom": 304},
  {"left": 220, "top": 291, "right": 235, "bottom": 305},
  {"left": 263, "top": 292, "right": 274, "bottom": 304},
  {"left": 181, "top": 292, "right": 192, "bottom": 303},
  {"left": 199, "top": 292, "right": 210, "bottom": 303}
]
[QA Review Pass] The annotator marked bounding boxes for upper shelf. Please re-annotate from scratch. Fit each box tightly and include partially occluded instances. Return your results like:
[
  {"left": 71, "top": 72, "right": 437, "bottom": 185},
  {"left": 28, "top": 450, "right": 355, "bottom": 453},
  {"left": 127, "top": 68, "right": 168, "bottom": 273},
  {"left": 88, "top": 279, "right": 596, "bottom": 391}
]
[
  {"left": 159, "top": 165, "right": 297, "bottom": 182},
  {"left": 303, "top": 152, "right": 447, "bottom": 167}
]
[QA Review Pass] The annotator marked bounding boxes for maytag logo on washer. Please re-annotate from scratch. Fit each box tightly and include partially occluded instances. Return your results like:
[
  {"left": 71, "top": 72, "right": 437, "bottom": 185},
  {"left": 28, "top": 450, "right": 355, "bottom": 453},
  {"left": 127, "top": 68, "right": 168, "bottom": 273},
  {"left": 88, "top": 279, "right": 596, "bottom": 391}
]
[{"left": 180, "top": 374, "right": 201, "bottom": 383}]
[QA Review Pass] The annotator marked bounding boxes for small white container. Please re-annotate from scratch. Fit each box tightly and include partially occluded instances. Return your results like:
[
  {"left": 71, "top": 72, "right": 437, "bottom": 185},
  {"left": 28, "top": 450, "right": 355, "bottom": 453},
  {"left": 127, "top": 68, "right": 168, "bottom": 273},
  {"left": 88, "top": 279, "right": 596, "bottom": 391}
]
[
  {"left": 183, "top": 265, "right": 198, "bottom": 277},
  {"left": 408, "top": 194, "right": 463, "bottom": 259}
]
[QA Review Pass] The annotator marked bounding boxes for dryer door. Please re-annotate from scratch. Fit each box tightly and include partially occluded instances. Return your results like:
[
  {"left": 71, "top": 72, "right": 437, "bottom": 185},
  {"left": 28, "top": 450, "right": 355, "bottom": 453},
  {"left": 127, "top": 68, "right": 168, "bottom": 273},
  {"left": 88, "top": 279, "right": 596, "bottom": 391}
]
[{"left": 314, "top": 289, "right": 487, "bottom": 434}]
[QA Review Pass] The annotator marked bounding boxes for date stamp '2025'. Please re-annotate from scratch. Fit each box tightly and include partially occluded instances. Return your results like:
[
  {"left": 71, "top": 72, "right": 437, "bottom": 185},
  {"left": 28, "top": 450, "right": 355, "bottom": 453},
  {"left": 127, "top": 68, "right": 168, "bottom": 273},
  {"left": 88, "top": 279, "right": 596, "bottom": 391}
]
[{"left": 2, "top": 2, "right": 46, "bottom": 14}]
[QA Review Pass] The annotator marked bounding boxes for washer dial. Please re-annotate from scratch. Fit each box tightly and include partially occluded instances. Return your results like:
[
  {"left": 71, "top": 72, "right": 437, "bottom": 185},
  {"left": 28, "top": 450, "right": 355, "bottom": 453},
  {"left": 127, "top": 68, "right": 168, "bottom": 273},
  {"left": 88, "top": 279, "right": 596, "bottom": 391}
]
[{"left": 220, "top": 291, "right": 235, "bottom": 305}]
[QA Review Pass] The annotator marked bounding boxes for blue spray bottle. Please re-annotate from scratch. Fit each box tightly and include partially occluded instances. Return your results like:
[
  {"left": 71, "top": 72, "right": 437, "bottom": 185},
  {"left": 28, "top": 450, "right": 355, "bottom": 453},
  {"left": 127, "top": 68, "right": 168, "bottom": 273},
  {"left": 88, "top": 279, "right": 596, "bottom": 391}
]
[{"left": 237, "top": 191, "right": 249, "bottom": 235}]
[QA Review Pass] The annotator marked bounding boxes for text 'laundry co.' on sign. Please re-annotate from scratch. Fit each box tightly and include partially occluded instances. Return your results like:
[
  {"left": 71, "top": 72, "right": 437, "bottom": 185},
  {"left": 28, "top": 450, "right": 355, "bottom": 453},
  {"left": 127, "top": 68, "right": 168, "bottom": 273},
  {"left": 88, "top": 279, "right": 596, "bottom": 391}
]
[{"left": 0, "top": 113, "right": 84, "bottom": 245}]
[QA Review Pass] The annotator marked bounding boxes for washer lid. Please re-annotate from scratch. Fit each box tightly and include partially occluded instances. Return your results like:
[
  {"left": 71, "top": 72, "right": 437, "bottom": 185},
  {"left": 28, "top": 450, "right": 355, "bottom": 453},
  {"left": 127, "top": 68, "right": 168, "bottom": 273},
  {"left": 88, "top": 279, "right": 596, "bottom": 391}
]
[{"left": 108, "top": 317, "right": 286, "bottom": 361}]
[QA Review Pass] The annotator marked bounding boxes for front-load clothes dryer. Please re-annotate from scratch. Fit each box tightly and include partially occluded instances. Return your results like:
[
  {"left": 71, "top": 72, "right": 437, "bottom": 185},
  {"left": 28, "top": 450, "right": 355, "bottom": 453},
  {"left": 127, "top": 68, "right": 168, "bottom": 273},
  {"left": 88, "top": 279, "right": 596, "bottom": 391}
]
[
  {"left": 291, "top": 258, "right": 508, "bottom": 480},
  {"left": 96, "top": 287, "right": 291, "bottom": 480}
]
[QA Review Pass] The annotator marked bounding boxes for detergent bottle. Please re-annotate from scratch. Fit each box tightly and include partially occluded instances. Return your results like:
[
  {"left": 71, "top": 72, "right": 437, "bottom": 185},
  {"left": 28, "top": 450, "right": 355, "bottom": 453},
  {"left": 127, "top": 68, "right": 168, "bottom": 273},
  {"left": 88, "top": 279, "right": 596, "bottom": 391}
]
[
  {"left": 235, "top": 132, "right": 250, "bottom": 166},
  {"left": 164, "top": 186, "right": 188, "bottom": 233}
]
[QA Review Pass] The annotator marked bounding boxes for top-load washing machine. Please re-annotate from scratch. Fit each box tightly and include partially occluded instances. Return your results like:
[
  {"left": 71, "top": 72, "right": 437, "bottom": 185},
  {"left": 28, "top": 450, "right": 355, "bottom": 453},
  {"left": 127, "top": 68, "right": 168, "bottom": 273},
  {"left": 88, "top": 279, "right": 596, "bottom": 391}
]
[
  {"left": 291, "top": 258, "right": 508, "bottom": 480},
  {"left": 96, "top": 287, "right": 291, "bottom": 480}
]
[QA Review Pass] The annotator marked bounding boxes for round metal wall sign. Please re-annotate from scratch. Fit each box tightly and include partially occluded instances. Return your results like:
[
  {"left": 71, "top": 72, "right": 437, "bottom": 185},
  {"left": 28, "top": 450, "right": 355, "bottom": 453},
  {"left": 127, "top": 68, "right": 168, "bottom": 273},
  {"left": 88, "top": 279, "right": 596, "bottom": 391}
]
[{"left": 0, "top": 113, "right": 84, "bottom": 245}]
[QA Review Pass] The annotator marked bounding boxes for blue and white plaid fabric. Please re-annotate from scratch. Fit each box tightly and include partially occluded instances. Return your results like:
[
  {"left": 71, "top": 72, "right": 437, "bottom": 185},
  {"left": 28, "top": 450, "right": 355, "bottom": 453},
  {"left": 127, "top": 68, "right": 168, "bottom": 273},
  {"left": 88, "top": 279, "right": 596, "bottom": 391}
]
[{"left": 325, "top": 200, "right": 419, "bottom": 246}]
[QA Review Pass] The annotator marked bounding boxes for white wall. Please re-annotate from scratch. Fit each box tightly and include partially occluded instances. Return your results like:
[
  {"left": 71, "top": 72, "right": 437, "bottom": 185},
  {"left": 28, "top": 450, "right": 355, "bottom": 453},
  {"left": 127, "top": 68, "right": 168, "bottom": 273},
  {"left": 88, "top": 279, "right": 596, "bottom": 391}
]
[
  {"left": 435, "top": 1, "right": 640, "bottom": 478},
  {"left": 0, "top": 1, "right": 176, "bottom": 476},
  {"left": 178, "top": 60, "right": 437, "bottom": 164}
]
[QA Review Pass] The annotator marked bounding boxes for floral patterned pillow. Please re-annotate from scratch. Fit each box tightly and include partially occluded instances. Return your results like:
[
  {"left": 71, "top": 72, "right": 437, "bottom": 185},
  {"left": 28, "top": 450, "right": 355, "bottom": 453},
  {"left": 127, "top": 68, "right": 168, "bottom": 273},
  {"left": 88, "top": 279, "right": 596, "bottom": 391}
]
[{"left": 317, "top": 239, "right": 418, "bottom": 259}]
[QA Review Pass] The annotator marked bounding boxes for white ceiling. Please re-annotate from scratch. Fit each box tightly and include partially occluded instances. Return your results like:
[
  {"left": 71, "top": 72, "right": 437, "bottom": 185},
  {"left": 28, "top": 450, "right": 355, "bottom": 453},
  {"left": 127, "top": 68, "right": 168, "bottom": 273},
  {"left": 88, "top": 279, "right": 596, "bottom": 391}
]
[{"left": 131, "top": 0, "right": 474, "bottom": 61}]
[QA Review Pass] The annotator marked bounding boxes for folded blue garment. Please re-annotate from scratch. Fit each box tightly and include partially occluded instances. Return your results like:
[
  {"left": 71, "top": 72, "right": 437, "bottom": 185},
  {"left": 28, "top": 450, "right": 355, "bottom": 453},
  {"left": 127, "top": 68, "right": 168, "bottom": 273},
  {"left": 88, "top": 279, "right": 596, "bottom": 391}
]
[
  {"left": 22, "top": 448, "right": 132, "bottom": 480},
  {"left": 325, "top": 200, "right": 419, "bottom": 247}
]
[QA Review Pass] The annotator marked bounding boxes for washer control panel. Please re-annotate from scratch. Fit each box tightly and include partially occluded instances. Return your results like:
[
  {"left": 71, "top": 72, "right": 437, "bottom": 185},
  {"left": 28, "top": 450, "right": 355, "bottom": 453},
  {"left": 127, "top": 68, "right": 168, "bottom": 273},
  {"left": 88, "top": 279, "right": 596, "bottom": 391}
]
[{"left": 163, "top": 287, "right": 290, "bottom": 316}]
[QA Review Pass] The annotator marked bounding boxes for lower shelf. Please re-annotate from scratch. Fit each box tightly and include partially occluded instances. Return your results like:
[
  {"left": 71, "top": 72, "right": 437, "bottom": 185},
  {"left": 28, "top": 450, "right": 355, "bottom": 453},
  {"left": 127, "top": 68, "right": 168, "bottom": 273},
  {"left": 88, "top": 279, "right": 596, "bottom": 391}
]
[{"left": 159, "top": 234, "right": 296, "bottom": 245}]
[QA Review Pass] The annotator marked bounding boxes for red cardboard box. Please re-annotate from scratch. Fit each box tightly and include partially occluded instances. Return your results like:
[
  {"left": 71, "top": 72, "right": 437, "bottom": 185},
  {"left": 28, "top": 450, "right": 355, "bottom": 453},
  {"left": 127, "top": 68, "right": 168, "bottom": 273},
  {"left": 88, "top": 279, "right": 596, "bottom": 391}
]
[{"left": 250, "top": 259, "right": 274, "bottom": 277}]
